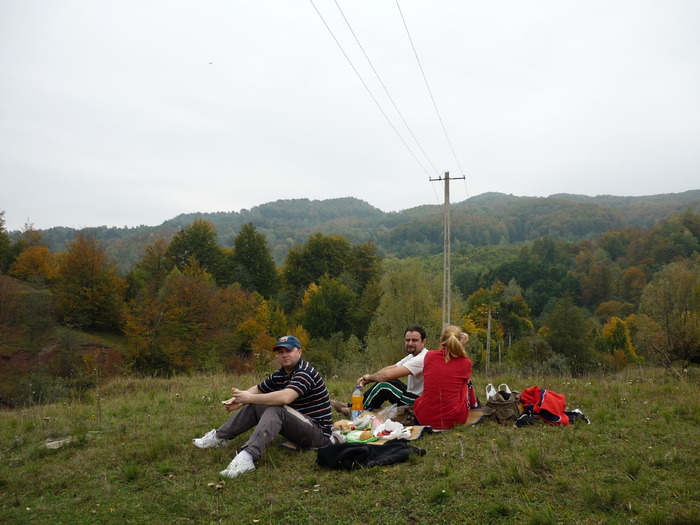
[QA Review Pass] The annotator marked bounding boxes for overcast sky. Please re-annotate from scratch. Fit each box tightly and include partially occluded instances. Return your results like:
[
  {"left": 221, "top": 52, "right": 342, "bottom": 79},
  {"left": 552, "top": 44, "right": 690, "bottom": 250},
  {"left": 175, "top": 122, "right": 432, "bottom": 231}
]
[{"left": 1, "top": 1, "right": 699, "bottom": 232}]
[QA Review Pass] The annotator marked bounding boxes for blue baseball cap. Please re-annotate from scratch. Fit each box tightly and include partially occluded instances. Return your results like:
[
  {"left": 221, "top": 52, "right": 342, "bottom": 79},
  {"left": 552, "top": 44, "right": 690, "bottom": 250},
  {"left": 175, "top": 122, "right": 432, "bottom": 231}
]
[{"left": 273, "top": 335, "right": 301, "bottom": 351}]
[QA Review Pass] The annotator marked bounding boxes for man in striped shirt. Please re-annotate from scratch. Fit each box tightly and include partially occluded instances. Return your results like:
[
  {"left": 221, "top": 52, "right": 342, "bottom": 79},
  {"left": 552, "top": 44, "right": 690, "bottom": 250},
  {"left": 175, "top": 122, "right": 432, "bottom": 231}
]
[{"left": 193, "top": 335, "right": 333, "bottom": 478}]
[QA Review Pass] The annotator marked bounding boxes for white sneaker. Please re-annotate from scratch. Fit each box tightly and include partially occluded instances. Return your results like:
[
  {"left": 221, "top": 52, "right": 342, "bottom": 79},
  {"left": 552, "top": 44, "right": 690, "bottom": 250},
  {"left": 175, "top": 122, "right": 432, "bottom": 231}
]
[
  {"left": 220, "top": 452, "right": 256, "bottom": 478},
  {"left": 193, "top": 429, "right": 228, "bottom": 449}
]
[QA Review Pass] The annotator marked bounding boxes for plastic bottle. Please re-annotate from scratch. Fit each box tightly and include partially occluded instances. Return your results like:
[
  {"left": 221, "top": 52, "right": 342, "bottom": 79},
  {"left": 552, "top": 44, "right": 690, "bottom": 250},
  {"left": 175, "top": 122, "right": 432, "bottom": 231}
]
[{"left": 351, "top": 385, "right": 364, "bottom": 420}]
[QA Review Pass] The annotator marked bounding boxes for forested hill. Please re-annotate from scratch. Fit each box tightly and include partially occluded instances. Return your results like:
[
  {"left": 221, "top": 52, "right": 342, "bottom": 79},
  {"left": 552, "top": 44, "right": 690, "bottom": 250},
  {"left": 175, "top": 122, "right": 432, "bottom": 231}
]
[{"left": 37, "top": 190, "right": 700, "bottom": 270}]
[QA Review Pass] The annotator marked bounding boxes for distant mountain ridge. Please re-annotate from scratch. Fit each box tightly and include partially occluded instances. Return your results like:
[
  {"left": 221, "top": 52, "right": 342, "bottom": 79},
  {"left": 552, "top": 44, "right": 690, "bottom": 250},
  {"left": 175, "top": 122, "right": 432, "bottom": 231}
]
[{"left": 35, "top": 191, "right": 700, "bottom": 272}]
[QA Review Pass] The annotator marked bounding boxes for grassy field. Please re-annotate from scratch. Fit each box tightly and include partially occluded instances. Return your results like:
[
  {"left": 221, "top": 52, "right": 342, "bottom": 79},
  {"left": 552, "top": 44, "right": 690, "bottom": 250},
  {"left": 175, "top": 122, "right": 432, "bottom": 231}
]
[{"left": 1, "top": 367, "right": 698, "bottom": 525}]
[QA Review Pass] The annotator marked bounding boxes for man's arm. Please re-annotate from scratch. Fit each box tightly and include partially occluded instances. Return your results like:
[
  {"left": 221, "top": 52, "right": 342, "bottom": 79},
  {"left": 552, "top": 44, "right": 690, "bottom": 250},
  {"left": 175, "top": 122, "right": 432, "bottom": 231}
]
[
  {"left": 357, "top": 365, "right": 411, "bottom": 387},
  {"left": 223, "top": 385, "right": 261, "bottom": 412},
  {"left": 230, "top": 386, "right": 300, "bottom": 407}
]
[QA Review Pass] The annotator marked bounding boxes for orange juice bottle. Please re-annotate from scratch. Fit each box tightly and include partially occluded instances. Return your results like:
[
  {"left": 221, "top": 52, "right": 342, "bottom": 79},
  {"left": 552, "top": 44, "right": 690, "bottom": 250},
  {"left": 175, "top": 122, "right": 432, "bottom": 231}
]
[{"left": 351, "top": 386, "right": 364, "bottom": 420}]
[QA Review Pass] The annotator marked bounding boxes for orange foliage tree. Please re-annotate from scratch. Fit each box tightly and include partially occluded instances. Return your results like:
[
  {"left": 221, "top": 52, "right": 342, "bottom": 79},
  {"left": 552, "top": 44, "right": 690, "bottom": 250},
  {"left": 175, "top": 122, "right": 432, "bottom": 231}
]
[
  {"left": 54, "top": 232, "right": 126, "bottom": 329},
  {"left": 9, "top": 245, "right": 59, "bottom": 283},
  {"left": 122, "top": 261, "right": 273, "bottom": 375}
]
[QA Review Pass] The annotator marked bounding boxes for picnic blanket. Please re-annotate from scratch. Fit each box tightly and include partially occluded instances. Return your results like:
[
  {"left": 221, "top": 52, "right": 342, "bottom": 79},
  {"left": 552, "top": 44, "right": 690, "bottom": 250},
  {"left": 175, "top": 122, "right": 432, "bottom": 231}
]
[{"left": 280, "top": 408, "right": 483, "bottom": 449}]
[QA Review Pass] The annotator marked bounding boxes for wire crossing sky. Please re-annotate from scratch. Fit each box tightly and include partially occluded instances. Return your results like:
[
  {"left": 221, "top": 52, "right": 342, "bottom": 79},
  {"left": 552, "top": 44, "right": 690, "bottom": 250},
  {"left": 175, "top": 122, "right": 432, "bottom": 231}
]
[{"left": 1, "top": 1, "right": 699, "bottom": 232}]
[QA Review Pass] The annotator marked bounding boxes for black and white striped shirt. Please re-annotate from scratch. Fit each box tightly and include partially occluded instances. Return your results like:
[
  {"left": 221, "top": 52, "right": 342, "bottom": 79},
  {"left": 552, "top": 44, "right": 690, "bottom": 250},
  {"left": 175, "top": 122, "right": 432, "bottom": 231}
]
[{"left": 257, "top": 359, "right": 333, "bottom": 435}]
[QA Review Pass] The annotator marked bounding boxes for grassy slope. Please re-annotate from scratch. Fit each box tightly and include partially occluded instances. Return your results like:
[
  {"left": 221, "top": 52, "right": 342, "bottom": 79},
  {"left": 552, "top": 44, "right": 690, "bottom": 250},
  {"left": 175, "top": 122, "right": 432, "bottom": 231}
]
[{"left": 1, "top": 368, "right": 698, "bottom": 525}]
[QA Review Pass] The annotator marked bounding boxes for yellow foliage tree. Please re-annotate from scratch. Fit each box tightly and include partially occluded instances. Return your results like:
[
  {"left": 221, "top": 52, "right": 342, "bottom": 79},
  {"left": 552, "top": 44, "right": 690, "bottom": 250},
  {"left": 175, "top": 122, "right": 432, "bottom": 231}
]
[{"left": 9, "top": 245, "right": 59, "bottom": 283}]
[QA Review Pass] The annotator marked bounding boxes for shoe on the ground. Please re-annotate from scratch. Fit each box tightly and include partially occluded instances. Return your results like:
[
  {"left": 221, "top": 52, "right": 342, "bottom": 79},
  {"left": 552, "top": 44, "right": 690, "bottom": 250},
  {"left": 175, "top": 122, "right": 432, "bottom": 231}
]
[
  {"left": 193, "top": 429, "right": 228, "bottom": 448},
  {"left": 514, "top": 412, "right": 538, "bottom": 427},
  {"left": 570, "top": 408, "right": 591, "bottom": 425},
  {"left": 220, "top": 452, "right": 255, "bottom": 478},
  {"left": 330, "top": 399, "right": 351, "bottom": 417}
]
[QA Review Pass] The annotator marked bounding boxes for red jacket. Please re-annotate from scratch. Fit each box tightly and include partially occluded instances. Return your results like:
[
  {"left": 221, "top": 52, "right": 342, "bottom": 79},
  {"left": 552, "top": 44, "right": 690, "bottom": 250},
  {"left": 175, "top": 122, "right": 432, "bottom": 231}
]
[{"left": 519, "top": 386, "right": 570, "bottom": 426}]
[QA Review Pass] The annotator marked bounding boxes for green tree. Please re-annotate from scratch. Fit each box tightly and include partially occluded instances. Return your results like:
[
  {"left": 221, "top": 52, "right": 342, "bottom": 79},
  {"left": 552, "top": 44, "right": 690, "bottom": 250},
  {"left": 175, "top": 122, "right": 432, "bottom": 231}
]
[
  {"left": 365, "top": 261, "right": 440, "bottom": 367},
  {"left": 130, "top": 238, "right": 173, "bottom": 298},
  {"left": 0, "top": 212, "right": 12, "bottom": 273},
  {"left": 500, "top": 292, "right": 534, "bottom": 340},
  {"left": 349, "top": 278, "right": 382, "bottom": 341},
  {"left": 647, "top": 216, "right": 700, "bottom": 265},
  {"left": 639, "top": 258, "right": 700, "bottom": 363},
  {"left": 347, "top": 242, "right": 382, "bottom": 291},
  {"left": 578, "top": 248, "right": 620, "bottom": 308},
  {"left": 280, "top": 234, "right": 381, "bottom": 320},
  {"left": 301, "top": 276, "right": 357, "bottom": 339},
  {"left": 166, "top": 219, "right": 226, "bottom": 284},
  {"left": 280, "top": 233, "right": 353, "bottom": 310},
  {"left": 541, "top": 296, "right": 596, "bottom": 375},
  {"left": 230, "top": 223, "right": 278, "bottom": 298}
]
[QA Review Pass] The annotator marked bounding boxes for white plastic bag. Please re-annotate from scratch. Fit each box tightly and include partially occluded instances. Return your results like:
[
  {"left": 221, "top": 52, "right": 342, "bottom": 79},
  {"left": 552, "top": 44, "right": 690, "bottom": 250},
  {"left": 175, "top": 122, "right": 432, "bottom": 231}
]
[
  {"left": 374, "top": 419, "right": 411, "bottom": 439},
  {"left": 486, "top": 383, "right": 497, "bottom": 401}
]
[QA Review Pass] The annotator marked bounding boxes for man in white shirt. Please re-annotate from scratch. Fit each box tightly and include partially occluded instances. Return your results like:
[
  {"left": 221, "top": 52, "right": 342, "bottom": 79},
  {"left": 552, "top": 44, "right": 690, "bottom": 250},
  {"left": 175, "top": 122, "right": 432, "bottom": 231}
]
[{"left": 332, "top": 325, "right": 429, "bottom": 414}]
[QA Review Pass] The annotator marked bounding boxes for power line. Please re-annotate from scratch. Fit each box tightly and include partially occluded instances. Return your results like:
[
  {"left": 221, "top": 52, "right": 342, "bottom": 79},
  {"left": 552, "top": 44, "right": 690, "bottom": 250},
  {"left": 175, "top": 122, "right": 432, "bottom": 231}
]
[
  {"left": 396, "top": 2, "right": 482, "bottom": 247},
  {"left": 396, "top": 0, "right": 466, "bottom": 178},
  {"left": 333, "top": 0, "right": 440, "bottom": 177},
  {"left": 309, "top": 0, "right": 432, "bottom": 177}
]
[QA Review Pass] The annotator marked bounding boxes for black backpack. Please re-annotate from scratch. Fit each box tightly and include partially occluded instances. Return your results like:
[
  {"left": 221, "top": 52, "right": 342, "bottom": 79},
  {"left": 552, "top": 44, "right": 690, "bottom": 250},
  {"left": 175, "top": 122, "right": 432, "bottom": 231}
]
[{"left": 316, "top": 440, "right": 426, "bottom": 470}]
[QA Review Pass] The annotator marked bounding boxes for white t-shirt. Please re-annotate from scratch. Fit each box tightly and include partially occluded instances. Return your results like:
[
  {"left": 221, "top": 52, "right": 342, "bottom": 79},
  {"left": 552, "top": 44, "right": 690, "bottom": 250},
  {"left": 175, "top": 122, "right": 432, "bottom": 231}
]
[{"left": 395, "top": 348, "right": 429, "bottom": 395}]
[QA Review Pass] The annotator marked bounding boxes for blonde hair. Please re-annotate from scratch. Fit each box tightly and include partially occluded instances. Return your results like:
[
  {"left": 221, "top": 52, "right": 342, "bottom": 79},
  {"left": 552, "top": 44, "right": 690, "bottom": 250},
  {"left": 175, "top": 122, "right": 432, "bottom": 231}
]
[{"left": 439, "top": 325, "right": 468, "bottom": 362}]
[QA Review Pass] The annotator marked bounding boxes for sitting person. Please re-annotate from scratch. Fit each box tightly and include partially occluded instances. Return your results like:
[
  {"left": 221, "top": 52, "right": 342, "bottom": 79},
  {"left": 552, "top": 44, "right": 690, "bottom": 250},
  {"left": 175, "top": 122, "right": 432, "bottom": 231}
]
[
  {"left": 413, "top": 325, "right": 473, "bottom": 430},
  {"left": 193, "top": 335, "right": 333, "bottom": 478},
  {"left": 331, "top": 325, "right": 429, "bottom": 416}
]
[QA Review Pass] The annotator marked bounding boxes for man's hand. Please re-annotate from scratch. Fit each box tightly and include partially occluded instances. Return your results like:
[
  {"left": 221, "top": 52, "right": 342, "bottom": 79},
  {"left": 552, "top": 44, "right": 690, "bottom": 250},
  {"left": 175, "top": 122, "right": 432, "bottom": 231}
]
[
  {"left": 222, "top": 397, "right": 242, "bottom": 412},
  {"left": 356, "top": 374, "right": 371, "bottom": 387},
  {"left": 230, "top": 388, "right": 255, "bottom": 405}
]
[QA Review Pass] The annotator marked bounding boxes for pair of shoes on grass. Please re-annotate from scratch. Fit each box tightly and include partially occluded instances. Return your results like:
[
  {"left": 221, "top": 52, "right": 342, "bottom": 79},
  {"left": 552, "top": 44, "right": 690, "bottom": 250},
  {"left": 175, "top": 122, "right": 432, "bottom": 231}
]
[{"left": 193, "top": 429, "right": 255, "bottom": 478}]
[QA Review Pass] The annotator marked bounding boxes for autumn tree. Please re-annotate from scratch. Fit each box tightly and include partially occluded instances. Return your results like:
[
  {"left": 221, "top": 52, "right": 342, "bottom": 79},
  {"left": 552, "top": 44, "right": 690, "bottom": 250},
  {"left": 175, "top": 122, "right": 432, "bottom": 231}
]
[
  {"left": 619, "top": 266, "right": 648, "bottom": 306},
  {"left": 9, "top": 245, "right": 59, "bottom": 284},
  {"left": 54, "top": 231, "right": 126, "bottom": 329},
  {"left": 465, "top": 281, "right": 505, "bottom": 340},
  {"left": 597, "top": 316, "right": 640, "bottom": 369},
  {"left": 123, "top": 259, "right": 273, "bottom": 375}
]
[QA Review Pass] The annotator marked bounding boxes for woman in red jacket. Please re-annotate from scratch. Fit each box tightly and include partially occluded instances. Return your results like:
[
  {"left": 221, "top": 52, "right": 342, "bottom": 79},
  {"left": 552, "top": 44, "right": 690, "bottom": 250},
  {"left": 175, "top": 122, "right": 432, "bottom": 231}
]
[{"left": 413, "top": 325, "right": 472, "bottom": 430}]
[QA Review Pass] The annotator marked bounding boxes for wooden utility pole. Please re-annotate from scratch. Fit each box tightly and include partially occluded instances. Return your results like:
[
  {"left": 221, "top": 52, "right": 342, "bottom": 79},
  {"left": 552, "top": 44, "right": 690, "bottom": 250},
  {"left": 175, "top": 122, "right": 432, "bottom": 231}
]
[
  {"left": 430, "top": 171, "right": 465, "bottom": 327},
  {"left": 486, "top": 308, "right": 492, "bottom": 375}
]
